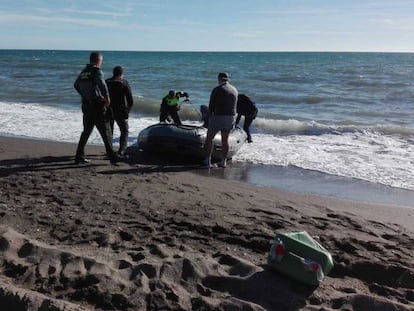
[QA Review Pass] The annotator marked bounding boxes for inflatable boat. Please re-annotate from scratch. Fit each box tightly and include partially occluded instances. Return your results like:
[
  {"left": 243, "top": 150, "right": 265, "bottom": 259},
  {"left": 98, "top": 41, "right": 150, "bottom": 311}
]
[{"left": 137, "top": 123, "right": 247, "bottom": 161}]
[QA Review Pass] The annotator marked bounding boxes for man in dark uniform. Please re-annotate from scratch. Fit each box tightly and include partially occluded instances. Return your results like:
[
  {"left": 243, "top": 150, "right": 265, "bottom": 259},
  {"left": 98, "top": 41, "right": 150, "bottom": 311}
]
[
  {"left": 74, "top": 51, "right": 119, "bottom": 164},
  {"left": 159, "top": 90, "right": 189, "bottom": 125},
  {"left": 235, "top": 93, "right": 258, "bottom": 143},
  {"left": 106, "top": 66, "right": 134, "bottom": 156}
]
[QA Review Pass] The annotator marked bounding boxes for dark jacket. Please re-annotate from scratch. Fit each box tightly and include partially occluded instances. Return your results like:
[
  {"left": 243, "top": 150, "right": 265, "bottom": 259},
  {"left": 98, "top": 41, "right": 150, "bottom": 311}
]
[
  {"left": 74, "top": 64, "right": 109, "bottom": 106},
  {"left": 105, "top": 77, "right": 134, "bottom": 119},
  {"left": 237, "top": 94, "right": 258, "bottom": 118}
]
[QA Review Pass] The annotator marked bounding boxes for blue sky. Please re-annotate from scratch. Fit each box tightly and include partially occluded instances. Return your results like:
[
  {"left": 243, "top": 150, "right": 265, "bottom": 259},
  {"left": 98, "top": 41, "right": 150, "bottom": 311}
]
[{"left": 1, "top": 0, "right": 414, "bottom": 52}]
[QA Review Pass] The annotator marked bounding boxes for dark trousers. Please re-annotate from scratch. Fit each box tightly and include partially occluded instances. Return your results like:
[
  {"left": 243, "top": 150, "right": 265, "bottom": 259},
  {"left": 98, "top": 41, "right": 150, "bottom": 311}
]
[
  {"left": 110, "top": 116, "right": 129, "bottom": 154},
  {"left": 160, "top": 105, "right": 181, "bottom": 125},
  {"left": 243, "top": 117, "right": 254, "bottom": 141},
  {"left": 76, "top": 108, "right": 115, "bottom": 159}
]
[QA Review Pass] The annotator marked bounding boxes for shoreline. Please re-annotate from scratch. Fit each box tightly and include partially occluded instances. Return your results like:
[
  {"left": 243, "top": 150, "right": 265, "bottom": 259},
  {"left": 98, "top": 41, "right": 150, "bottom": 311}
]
[
  {"left": 3, "top": 133, "right": 414, "bottom": 210},
  {"left": 195, "top": 161, "right": 414, "bottom": 209},
  {"left": 1, "top": 135, "right": 413, "bottom": 310},
  {"left": 1, "top": 134, "right": 413, "bottom": 231}
]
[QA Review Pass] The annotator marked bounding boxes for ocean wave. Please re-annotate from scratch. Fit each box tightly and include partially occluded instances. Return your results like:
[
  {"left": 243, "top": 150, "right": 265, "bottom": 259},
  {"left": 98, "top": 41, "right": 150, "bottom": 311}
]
[
  {"left": 130, "top": 97, "right": 202, "bottom": 120},
  {"left": 369, "top": 124, "right": 414, "bottom": 137},
  {"left": 3, "top": 100, "right": 412, "bottom": 139},
  {"left": 254, "top": 118, "right": 354, "bottom": 136},
  {"left": 1, "top": 100, "right": 413, "bottom": 191},
  {"left": 254, "top": 94, "right": 326, "bottom": 105},
  {"left": 234, "top": 131, "right": 414, "bottom": 191},
  {"left": 253, "top": 117, "right": 414, "bottom": 137},
  {"left": 130, "top": 96, "right": 160, "bottom": 116}
]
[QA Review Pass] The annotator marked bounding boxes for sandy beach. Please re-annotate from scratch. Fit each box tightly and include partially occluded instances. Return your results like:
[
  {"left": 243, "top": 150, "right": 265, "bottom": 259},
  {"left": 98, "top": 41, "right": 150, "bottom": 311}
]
[{"left": 0, "top": 136, "right": 413, "bottom": 311}]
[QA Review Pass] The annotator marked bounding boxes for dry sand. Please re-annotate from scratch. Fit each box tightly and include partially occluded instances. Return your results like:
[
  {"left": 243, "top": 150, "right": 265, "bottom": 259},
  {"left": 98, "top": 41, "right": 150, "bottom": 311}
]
[{"left": 0, "top": 136, "right": 413, "bottom": 311}]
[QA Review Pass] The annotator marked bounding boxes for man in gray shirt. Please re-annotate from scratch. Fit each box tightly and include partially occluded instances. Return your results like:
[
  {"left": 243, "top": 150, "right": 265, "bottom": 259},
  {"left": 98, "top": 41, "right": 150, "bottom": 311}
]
[{"left": 203, "top": 72, "right": 238, "bottom": 168}]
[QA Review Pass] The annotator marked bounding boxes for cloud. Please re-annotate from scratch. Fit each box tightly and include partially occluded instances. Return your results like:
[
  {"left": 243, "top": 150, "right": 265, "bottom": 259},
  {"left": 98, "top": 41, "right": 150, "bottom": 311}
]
[
  {"left": 62, "top": 8, "right": 132, "bottom": 18},
  {"left": 63, "top": 9, "right": 131, "bottom": 17},
  {"left": 0, "top": 13, "right": 119, "bottom": 28},
  {"left": 232, "top": 30, "right": 266, "bottom": 39},
  {"left": 376, "top": 17, "right": 414, "bottom": 32}
]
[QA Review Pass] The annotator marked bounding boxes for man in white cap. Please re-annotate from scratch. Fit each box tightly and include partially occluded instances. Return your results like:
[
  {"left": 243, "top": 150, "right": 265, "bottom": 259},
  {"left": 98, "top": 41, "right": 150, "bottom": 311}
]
[{"left": 203, "top": 72, "right": 238, "bottom": 168}]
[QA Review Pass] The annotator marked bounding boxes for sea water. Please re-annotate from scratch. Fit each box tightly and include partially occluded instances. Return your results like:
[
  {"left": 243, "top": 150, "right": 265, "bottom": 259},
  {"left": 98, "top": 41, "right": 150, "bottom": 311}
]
[{"left": 1, "top": 50, "right": 414, "bottom": 202}]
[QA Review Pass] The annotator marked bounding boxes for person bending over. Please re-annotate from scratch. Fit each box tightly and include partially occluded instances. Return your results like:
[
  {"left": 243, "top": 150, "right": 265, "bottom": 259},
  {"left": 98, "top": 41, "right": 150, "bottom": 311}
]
[
  {"left": 159, "top": 90, "right": 189, "bottom": 125},
  {"left": 236, "top": 93, "right": 258, "bottom": 143}
]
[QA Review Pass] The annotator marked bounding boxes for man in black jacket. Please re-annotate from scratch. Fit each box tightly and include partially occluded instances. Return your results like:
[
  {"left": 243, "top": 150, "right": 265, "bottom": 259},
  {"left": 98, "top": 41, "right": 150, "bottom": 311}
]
[
  {"left": 236, "top": 94, "right": 258, "bottom": 143},
  {"left": 106, "top": 66, "right": 134, "bottom": 156},
  {"left": 74, "top": 51, "right": 119, "bottom": 164}
]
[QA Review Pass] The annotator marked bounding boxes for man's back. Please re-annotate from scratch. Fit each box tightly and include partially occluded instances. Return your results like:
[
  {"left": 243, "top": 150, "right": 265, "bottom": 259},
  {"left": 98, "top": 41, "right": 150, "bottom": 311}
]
[
  {"left": 105, "top": 77, "right": 133, "bottom": 114},
  {"left": 74, "top": 64, "right": 107, "bottom": 104},
  {"left": 209, "top": 82, "right": 238, "bottom": 116}
]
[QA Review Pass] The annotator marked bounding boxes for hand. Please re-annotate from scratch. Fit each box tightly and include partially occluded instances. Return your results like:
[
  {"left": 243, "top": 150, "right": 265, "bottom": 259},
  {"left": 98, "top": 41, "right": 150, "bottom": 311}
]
[{"left": 103, "top": 97, "right": 110, "bottom": 107}]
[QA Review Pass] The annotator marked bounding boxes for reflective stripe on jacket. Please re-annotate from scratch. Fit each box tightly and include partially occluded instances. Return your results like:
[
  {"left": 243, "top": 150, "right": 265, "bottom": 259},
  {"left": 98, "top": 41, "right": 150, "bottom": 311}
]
[
  {"left": 163, "top": 94, "right": 180, "bottom": 106},
  {"left": 74, "top": 64, "right": 108, "bottom": 104}
]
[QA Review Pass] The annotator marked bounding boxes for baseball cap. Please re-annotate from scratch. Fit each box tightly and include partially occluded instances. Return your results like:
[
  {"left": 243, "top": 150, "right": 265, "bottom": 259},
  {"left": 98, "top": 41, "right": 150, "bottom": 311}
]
[{"left": 218, "top": 72, "right": 229, "bottom": 81}]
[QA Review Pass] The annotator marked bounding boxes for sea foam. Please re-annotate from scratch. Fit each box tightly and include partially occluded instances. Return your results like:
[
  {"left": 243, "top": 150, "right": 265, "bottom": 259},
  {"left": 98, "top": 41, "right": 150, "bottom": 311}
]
[{"left": 1, "top": 101, "right": 414, "bottom": 191}]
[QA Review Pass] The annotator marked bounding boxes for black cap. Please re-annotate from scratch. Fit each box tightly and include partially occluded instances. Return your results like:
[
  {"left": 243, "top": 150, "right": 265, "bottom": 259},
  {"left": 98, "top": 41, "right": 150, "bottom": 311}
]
[{"left": 218, "top": 72, "right": 229, "bottom": 81}]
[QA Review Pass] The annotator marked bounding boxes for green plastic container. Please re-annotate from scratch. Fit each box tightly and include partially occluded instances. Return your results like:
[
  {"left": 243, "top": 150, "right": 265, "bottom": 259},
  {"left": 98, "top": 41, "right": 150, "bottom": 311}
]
[{"left": 267, "top": 231, "right": 334, "bottom": 286}]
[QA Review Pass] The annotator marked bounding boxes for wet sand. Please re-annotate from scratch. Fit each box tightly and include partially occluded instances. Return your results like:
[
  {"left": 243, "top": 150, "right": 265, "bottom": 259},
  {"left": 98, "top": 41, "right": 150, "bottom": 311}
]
[
  {"left": 196, "top": 162, "right": 414, "bottom": 209},
  {"left": 0, "top": 136, "right": 413, "bottom": 310}
]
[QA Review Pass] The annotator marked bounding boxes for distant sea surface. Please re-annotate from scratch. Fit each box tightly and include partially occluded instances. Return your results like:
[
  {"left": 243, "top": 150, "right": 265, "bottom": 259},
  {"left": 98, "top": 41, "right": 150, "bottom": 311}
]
[{"left": 1, "top": 50, "right": 414, "bottom": 195}]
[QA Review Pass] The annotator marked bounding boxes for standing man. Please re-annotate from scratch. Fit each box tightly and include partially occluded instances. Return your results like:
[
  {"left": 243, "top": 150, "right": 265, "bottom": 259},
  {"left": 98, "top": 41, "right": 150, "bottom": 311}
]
[
  {"left": 203, "top": 72, "right": 238, "bottom": 168},
  {"left": 74, "top": 51, "right": 119, "bottom": 164},
  {"left": 235, "top": 93, "right": 258, "bottom": 143},
  {"left": 106, "top": 66, "right": 134, "bottom": 157},
  {"left": 159, "top": 90, "right": 189, "bottom": 125}
]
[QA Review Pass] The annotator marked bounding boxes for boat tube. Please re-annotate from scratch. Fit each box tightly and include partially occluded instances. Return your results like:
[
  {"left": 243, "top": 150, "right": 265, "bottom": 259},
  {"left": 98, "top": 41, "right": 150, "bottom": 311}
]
[{"left": 137, "top": 123, "right": 247, "bottom": 161}]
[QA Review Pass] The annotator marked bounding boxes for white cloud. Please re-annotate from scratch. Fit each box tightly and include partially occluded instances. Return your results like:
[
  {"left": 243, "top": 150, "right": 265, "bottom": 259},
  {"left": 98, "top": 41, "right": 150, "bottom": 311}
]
[
  {"left": 232, "top": 30, "right": 266, "bottom": 39},
  {"left": 377, "top": 18, "right": 414, "bottom": 32},
  {"left": 0, "top": 13, "right": 119, "bottom": 28},
  {"left": 62, "top": 8, "right": 131, "bottom": 18}
]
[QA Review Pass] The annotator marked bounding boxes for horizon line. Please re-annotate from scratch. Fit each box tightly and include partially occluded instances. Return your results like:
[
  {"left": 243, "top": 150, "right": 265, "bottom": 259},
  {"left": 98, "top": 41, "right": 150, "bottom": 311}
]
[{"left": 1, "top": 48, "right": 414, "bottom": 54}]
